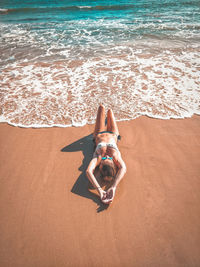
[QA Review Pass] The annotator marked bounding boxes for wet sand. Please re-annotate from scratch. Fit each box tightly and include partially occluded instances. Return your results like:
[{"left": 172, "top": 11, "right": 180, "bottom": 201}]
[{"left": 0, "top": 116, "right": 200, "bottom": 267}]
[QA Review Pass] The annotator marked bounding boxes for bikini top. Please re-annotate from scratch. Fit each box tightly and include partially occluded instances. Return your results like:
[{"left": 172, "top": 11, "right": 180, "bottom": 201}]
[{"left": 95, "top": 140, "right": 119, "bottom": 153}]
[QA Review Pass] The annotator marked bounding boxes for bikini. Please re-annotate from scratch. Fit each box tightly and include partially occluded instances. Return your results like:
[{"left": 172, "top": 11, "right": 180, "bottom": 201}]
[
  {"left": 96, "top": 141, "right": 119, "bottom": 152},
  {"left": 95, "top": 131, "right": 121, "bottom": 154}
]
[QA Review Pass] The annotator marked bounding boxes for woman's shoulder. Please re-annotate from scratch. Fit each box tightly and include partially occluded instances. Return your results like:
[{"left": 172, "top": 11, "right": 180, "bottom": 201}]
[{"left": 113, "top": 150, "right": 123, "bottom": 162}]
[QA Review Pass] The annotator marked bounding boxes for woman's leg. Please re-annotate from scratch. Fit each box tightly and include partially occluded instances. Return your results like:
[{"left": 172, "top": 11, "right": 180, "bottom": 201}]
[
  {"left": 106, "top": 109, "right": 119, "bottom": 136},
  {"left": 93, "top": 105, "right": 106, "bottom": 137}
]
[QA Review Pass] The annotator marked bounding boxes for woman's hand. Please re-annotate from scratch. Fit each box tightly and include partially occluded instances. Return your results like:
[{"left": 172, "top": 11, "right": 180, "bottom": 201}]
[
  {"left": 98, "top": 188, "right": 107, "bottom": 202},
  {"left": 100, "top": 186, "right": 116, "bottom": 204},
  {"left": 106, "top": 186, "right": 116, "bottom": 203}
]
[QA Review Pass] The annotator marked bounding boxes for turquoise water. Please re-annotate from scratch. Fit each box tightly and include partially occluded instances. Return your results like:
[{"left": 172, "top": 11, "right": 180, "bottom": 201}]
[
  {"left": 0, "top": 1, "right": 200, "bottom": 127},
  {"left": 1, "top": 0, "right": 200, "bottom": 24},
  {"left": 1, "top": 1, "right": 200, "bottom": 37}
]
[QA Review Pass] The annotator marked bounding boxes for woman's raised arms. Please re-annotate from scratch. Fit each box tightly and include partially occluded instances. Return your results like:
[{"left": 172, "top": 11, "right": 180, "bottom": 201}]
[{"left": 86, "top": 156, "right": 107, "bottom": 202}]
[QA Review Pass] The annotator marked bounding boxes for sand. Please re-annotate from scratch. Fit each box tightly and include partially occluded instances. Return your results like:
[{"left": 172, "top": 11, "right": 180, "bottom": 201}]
[{"left": 0, "top": 116, "right": 200, "bottom": 267}]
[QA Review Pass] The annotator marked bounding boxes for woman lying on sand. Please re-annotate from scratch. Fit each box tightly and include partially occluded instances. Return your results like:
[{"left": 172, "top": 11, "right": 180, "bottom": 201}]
[{"left": 86, "top": 105, "right": 126, "bottom": 204}]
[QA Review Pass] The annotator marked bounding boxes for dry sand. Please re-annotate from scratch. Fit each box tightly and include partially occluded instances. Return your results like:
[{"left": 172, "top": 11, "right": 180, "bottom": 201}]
[{"left": 0, "top": 116, "right": 200, "bottom": 267}]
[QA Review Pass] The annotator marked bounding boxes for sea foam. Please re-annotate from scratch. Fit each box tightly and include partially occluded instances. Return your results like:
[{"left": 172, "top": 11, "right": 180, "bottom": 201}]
[
  {"left": 0, "top": 44, "right": 199, "bottom": 128},
  {"left": 0, "top": 8, "right": 200, "bottom": 128}
]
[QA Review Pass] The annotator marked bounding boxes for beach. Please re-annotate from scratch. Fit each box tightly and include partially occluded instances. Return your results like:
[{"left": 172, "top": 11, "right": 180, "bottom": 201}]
[
  {"left": 1, "top": 0, "right": 200, "bottom": 266},
  {"left": 0, "top": 115, "right": 200, "bottom": 267}
]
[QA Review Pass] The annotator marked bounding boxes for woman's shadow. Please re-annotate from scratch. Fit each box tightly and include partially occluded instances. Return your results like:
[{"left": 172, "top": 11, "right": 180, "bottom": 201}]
[{"left": 61, "top": 134, "right": 109, "bottom": 212}]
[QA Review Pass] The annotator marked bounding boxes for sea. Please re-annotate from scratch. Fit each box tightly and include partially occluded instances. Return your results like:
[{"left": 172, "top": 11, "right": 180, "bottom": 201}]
[{"left": 0, "top": 0, "right": 200, "bottom": 127}]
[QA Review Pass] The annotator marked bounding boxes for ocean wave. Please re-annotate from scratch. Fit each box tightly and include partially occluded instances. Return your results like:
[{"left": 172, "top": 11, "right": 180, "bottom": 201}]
[
  {"left": 0, "top": 4, "right": 136, "bottom": 14},
  {"left": 0, "top": 8, "right": 8, "bottom": 13},
  {"left": 0, "top": 19, "right": 200, "bottom": 74},
  {"left": 0, "top": 47, "right": 199, "bottom": 128},
  {"left": 1, "top": 19, "right": 199, "bottom": 57},
  {"left": 1, "top": 1, "right": 199, "bottom": 127}
]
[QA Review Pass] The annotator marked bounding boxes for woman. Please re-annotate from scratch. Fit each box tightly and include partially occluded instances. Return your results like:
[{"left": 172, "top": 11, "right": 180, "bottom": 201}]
[{"left": 86, "top": 105, "right": 126, "bottom": 204}]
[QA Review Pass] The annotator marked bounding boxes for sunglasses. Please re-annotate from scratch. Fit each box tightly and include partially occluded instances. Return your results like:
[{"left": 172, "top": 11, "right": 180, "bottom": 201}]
[{"left": 102, "top": 156, "right": 113, "bottom": 160}]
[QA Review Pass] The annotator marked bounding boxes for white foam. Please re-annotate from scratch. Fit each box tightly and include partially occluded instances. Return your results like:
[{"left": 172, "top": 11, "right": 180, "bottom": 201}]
[
  {"left": 0, "top": 18, "right": 200, "bottom": 128},
  {"left": 77, "top": 6, "right": 92, "bottom": 9},
  {"left": 0, "top": 44, "right": 199, "bottom": 128},
  {"left": 0, "top": 8, "right": 8, "bottom": 12}
]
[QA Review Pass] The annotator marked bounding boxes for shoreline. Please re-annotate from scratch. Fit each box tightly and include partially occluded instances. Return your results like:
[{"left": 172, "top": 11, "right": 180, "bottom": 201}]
[
  {"left": 0, "top": 115, "right": 200, "bottom": 266},
  {"left": 1, "top": 112, "right": 200, "bottom": 129}
]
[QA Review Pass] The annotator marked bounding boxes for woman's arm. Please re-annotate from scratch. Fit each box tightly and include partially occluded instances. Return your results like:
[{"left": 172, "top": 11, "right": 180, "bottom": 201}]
[
  {"left": 103, "top": 155, "right": 126, "bottom": 204},
  {"left": 113, "top": 156, "right": 126, "bottom": 188},
  {"left": 86, "top": 156, "right": 100, "bottom": 189},
  {"left": 86, "top": 156, "right": 106, "bottom": 199}
]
